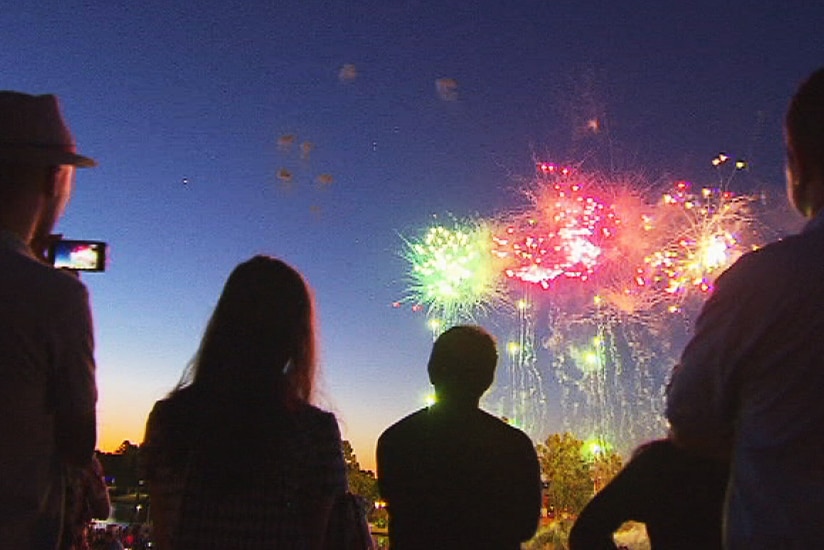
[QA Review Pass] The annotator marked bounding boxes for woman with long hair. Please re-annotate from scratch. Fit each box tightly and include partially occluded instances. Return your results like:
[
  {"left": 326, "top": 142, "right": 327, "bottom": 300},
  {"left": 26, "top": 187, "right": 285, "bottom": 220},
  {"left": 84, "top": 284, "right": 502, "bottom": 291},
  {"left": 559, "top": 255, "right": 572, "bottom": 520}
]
[{"left": 143, "top": 256, "right": 346, "bottom": 549}]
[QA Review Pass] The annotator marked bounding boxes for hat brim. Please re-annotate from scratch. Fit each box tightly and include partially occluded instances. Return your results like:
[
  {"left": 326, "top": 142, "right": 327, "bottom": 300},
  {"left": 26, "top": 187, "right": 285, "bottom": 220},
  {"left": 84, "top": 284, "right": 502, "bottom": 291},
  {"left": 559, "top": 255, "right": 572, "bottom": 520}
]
[{"left": 0, "top": 147, "right": 96, "bottom": 168}]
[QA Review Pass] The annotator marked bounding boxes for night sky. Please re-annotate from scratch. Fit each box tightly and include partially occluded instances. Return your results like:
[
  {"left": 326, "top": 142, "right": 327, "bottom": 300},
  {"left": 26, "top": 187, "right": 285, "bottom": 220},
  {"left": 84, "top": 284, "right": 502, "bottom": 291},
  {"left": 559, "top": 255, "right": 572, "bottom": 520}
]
[{"left": 3, "top": 0, "right": 822, "bottom": 470}]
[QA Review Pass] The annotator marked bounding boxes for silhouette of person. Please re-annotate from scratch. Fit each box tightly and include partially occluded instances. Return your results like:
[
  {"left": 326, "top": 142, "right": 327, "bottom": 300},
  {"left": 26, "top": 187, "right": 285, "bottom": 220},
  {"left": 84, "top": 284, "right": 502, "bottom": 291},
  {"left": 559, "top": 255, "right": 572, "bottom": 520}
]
[
  {"left": 377, "top": 325, "right": 542, "bottom": 549},
  {"left": 0, "top": 91, "right": 99, "bottom": 548},
  {"left": 666, "top": 67, "right": 824, "bottom": 548},
  {"left": 143, "top": 256, "right": 347, "bottom": 549},
  {"left": 569, "top": 439, "right": 728, "bottom": 550}
]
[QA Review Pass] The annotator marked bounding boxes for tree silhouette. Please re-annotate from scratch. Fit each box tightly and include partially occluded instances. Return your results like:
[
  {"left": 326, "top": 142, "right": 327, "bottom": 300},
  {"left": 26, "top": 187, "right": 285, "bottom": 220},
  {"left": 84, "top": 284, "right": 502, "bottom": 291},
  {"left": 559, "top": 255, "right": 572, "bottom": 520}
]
[
  {"left": 537, "top": 433, "right": 602, "bottom": 516},
  {"left": 97, "top": 440, "right": 141, "bottom": 495}
]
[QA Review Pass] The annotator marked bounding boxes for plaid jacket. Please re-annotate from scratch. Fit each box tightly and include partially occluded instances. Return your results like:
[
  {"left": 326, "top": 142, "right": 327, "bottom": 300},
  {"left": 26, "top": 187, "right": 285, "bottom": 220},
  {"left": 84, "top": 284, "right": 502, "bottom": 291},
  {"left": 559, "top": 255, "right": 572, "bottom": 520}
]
[{"left": 145, "top": 393, "right": 346, "bottom": 549}]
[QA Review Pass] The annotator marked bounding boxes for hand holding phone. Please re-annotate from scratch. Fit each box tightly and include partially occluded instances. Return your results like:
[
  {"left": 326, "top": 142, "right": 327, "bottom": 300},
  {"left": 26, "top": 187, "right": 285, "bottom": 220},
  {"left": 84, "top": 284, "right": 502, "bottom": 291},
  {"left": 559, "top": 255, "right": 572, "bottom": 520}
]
[{"left": 48, "top": 239, "right": 108, "bottom": 272}]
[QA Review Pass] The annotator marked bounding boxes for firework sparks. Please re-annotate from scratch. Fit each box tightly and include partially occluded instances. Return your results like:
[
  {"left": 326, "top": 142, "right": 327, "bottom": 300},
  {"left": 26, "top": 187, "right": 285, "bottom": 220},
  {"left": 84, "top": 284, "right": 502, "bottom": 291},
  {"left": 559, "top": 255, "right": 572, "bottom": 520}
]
[
  {"left": 401, "top": 218, "right": 507, "bottom": 332},
  {"left": 642, "top": 180, "right": 757, "bottom": 302},
  {"left": 494, "top": 164, "right": 620, "bottom": 291},
  {"left": 492, "top": 289, "right": 548, "bottom": 435}
]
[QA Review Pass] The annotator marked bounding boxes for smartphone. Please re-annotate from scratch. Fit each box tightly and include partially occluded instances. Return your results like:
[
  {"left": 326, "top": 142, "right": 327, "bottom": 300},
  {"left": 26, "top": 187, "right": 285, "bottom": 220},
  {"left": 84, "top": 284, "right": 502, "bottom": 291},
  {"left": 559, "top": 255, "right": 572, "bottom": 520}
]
[{"left": 48, "top": 239, "right": 108, "bottom": 272}]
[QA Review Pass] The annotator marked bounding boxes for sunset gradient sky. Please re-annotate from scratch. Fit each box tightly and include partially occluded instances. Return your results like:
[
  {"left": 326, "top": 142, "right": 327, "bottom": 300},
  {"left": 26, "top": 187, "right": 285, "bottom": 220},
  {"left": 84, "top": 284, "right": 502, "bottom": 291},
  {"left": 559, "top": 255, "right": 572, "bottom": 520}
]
[{"left": 3, "top": 0, "right": 822, "bottom": 471}]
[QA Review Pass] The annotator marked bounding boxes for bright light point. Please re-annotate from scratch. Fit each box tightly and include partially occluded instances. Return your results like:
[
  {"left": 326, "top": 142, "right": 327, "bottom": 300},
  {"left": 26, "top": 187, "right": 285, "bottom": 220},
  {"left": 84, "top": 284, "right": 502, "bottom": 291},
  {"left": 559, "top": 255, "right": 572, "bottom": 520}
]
[
  {"left": 736, "top": 160, "right": 747, "bottom": 170},
  {"left": 593, "top": 295, "right": 602, "bottom": 305},
  {"left": 428, "top": 318, "right": 442, "bottom": 332},
  {"left": 701, "top": 235, "right": 728, "bottom": 269},
  {"left": 592, "top": 336, "right": 601, "bottom": 347},
  {"left": 424, "top": 393, "right": 437, "bottom": 407},
  {"left": 582, "top": 437, "right": 612, "bottom": 459},
  {"left": 507, "top": 341, "right": 520, "bottom": 356},
  {"left": 584, "top": 351, "right": 599, "bottom": 366},
  {"left": 517, "top": 299, "right": 529, "bottom": 310}
]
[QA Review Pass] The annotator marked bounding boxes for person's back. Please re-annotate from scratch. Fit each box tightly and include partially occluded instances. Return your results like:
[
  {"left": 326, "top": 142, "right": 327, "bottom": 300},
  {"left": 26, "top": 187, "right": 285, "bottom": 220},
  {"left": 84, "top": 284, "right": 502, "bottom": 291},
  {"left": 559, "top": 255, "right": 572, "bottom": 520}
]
[
  {"left": 377, "top": 326, "right": 541, "bottom": 549},
  {"left": 379, "top": 403, "right": 540, "bottom": 549},
  {"left": 689, "top": 229, "right": 824, "bottom": 546},
  {"left": 145, "top": 386, "right": 345, "bottom": 549},
  {"left": 0, "top": 240, "right": 95, "bottom": 544}
]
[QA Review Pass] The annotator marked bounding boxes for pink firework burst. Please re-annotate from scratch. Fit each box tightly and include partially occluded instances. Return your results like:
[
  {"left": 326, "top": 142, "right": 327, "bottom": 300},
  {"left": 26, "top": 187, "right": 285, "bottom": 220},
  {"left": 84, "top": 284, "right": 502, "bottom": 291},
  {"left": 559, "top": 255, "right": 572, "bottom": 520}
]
[{"left": 494, "top": 164, "right": 621, "bottom": 291}]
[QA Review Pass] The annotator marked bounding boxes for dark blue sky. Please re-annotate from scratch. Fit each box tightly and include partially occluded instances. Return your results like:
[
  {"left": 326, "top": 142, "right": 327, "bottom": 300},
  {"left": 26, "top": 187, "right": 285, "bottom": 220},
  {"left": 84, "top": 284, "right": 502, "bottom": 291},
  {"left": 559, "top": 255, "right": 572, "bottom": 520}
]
[{"left": 3, "top": 0, "right": 821, "bottom": 468}]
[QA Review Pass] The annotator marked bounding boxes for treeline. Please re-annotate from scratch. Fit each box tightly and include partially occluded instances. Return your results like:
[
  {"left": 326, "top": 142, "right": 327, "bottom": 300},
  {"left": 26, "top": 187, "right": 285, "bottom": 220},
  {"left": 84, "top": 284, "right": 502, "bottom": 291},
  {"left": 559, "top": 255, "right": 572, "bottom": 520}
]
[{"left": 96, "top": 432, "right": 624, "bottom": 529}]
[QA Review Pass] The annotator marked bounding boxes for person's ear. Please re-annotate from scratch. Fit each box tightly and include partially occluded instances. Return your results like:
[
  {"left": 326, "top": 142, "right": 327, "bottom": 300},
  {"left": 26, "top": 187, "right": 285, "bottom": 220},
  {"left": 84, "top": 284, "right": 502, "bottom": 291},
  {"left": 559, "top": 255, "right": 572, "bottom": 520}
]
[
  {"left": 38, "top": 166, "right": 60, "bottom": 197},
  {"left": 786, "top": 138, "right": 824, "bottom": 217}
]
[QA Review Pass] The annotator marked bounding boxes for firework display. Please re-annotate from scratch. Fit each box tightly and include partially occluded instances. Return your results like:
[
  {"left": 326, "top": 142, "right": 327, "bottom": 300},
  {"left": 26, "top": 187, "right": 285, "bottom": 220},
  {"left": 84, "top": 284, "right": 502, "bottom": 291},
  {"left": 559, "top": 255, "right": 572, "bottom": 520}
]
[
  {"left": 399, "top": 160, "right": 772, "bottom": 455},
  {"left": 494, "top": 164, "right": 621, "bottom": 290},
  {"left": 400, "top": 218, "right": 508, "bottom": 333},
  {"left": 641, "top": 180, "right": 758, "bottom": 306}
]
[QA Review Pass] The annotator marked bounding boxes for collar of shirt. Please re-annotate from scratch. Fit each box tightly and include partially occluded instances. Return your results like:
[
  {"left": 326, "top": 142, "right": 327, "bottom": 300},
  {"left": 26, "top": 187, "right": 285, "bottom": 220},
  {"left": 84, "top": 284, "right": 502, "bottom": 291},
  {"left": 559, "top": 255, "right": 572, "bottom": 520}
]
[
  {"left": 0, "top": 229, "right": 35, "bottom": 259},
  {"left": 803, "top": 208, "right": 824, "bottom": 233}
]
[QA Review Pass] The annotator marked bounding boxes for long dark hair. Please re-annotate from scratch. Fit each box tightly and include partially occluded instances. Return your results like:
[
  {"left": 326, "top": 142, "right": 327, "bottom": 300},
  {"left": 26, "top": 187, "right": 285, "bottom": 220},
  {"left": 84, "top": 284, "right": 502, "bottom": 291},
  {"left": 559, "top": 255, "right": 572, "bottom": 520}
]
[
  {"left": 181, "top": 255, "right": 316, "bottom": 406},
  {"left": 169, "top": 256, "right": 318, "bottom": 489}
]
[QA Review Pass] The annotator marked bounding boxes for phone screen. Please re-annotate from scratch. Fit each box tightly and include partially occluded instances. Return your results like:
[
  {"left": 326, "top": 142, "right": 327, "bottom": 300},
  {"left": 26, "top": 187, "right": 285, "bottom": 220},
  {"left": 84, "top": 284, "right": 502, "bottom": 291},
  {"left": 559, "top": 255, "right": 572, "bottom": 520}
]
[{"left": 49, "top": 240, "right": 107, "bottom": 272}]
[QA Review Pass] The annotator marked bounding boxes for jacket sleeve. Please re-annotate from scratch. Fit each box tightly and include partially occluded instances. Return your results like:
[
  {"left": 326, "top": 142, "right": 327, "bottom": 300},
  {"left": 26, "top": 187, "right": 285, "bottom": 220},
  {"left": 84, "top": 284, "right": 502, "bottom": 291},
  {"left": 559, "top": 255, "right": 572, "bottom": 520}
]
[
  {"left": 665, "top": 259, "right": 755, "bottom": 457},
  {"left": 54, "top": 282, "right": 97, "bottom": 467}
]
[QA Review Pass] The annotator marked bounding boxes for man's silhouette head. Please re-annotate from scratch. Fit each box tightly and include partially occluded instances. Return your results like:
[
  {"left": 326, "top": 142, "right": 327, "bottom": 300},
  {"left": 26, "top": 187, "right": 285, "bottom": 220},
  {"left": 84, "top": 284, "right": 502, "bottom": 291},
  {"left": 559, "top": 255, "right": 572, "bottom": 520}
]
[
  {"left": 427, "top": 325, "right": 498, "bottom": 406},
  {"left": 0, "top": 92, "right": 95, "bottom": 250},
  {"left": 785, "top": 67, "right": 824, "bottom": 217}
]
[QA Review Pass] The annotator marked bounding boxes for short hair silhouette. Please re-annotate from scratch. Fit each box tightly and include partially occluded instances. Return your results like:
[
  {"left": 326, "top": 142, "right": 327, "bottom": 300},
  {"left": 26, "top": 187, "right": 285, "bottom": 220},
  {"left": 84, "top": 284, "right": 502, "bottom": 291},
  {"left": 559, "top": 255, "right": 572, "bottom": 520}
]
[
  {"left": 378, "top": 324, "right": 541, "bottom": 548},
  {"left": 786, "top": 67, "right": 824, "bottom": 178},
  {"left": 427, "top": 325, "right": 498, "bottom": 400}
]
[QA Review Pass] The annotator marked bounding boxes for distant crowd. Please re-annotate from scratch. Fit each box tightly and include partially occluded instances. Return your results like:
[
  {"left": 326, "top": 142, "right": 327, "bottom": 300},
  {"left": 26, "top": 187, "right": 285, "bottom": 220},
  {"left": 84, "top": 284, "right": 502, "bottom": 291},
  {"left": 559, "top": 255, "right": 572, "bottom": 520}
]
[{"left": 86, "top": 524, "right": 150, "bottom": 550}]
